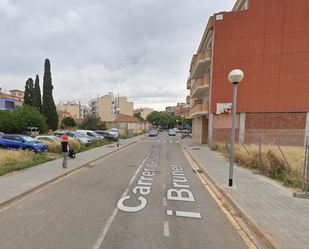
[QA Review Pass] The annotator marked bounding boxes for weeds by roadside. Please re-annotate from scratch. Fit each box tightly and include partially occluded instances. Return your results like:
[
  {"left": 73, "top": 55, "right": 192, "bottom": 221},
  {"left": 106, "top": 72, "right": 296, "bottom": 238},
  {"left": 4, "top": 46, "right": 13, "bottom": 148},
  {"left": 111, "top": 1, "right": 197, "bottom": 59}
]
[
  {"left": 0, "top": 150, "right": 53, "bottom": 176},
  {"left": 211, "top": 143, "right": 305, "bottom": 190}
]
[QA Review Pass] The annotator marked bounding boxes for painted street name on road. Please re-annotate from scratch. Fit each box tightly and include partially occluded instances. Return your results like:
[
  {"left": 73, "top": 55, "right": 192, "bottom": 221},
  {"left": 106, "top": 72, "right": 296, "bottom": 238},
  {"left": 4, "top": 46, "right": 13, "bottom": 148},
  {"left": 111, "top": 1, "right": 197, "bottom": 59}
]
[
  {"left": 166, "top": 164, "right": 202, "bottom": 219},
  {"left": 117, "top": 145, "right": 160, "bottom": 212}
]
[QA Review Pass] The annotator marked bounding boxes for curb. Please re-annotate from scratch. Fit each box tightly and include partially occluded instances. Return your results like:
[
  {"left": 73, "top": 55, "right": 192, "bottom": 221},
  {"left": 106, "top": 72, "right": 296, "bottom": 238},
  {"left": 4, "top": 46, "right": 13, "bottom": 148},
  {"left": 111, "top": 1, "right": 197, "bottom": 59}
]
[
  {"left": 0, "top": 137, "right": 144, "bottom": 208},
  {"left": 180, "top": 142, "right": 282, "bottom": 249}
]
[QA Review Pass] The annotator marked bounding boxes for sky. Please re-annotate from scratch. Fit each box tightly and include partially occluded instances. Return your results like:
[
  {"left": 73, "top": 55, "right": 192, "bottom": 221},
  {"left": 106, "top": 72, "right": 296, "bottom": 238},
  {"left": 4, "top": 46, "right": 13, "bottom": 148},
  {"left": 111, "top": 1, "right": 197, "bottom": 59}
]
[{"left": 0, "top": 0, "right": 236, "bottom": 111}]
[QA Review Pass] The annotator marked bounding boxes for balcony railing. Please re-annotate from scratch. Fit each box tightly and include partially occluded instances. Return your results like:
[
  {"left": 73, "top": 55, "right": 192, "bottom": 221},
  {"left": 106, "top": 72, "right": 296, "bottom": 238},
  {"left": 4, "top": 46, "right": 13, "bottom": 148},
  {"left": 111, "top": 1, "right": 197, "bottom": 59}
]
[
  {"left": 188, "top": 103, "right": 209, "bottom": 118},
  {"left": 186, "top": 95, "right": 190, "bottom": 104},
  {"left": 191, "top": 50, "right": 211, "bottom": 79},
  {"left": 190, "top": 77, "right": 210, "bottom": 99},
  {"left": 187, "top": 78, "right": 191, "bottom": 90}
]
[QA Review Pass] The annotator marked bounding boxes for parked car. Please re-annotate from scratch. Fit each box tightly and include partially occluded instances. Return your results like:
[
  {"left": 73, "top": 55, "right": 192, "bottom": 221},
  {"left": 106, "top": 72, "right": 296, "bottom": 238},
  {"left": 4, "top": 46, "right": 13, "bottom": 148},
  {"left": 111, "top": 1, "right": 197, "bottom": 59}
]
[
  {"left": 0, "top": 132, "right": 4, "bottom": 135},
  {"left": 109, "top": 128, "right": 119, "bottom": 137},
  {"left": 94, "top": 130, "right": 117, "bottom": 141},
  {"left": 173, "top": 128, "right": 180, "bottom": 133},
  {"left": 24, "top": 127, "right": 40, "bottom": 137},
  {"left": 168, "top": 130, "right": 176, "bottom": 136},
  {"left": 54, "top": 131, "right": 92, "bottom": 146},
  {"left": 0, "top": 134, "right": 48, "bottom": 153},
  {"left": 149, "top": 130, "right": 158, "bottom": 137},
  {"left": 77, "top": 130, "right": 104, "bottom": 140}
]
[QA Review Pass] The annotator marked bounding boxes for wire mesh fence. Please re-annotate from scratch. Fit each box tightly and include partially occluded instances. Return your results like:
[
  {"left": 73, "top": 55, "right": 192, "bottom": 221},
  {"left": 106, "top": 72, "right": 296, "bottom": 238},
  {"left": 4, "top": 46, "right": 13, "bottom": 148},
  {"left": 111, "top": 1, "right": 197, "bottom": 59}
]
[{"left": 210, "top": 130, "right": 308, "bottom": 191}]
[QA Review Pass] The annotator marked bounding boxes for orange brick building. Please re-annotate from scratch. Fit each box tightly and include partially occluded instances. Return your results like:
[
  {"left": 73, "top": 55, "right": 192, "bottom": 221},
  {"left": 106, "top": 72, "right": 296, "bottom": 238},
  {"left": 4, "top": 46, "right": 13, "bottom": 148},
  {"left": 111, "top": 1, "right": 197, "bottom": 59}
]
[{"left": 187, "top": 0, "right": 309, "bottom": 146}]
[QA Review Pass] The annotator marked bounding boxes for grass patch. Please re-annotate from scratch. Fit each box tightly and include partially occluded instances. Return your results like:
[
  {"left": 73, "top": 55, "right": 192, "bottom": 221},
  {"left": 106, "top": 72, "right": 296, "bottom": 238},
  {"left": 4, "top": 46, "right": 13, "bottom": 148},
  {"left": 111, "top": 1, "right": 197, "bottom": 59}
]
[
  {"left": 0, "top": 150, "right": 53, "bottom": 176},
  {"left": 212, "top": 142, "right": 306, "bottom": 190}
]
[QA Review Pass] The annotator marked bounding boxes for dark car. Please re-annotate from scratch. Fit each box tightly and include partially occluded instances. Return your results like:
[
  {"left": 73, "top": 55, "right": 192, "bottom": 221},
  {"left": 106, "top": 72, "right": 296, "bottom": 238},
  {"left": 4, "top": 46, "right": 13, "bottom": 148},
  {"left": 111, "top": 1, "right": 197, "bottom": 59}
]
[
  {"left": 94, "top": 130, "right": 117, "bottom": 141},
  {"left": 0, "top": 134, "right": 48, "bottom": 153}
]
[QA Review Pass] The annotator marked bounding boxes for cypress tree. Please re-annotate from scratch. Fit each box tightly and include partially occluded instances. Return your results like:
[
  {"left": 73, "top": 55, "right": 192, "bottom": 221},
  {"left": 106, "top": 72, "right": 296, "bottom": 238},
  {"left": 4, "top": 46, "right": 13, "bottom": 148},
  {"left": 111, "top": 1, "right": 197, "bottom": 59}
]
[
  {"left": 42, "top": 59, "right": 59, "bottom": 131},
  {"left": 32, "top": 75, "right": 42, "bottom": 113},
  {"left": 24, "top": 78, "right": 34, "bottom": 106}
]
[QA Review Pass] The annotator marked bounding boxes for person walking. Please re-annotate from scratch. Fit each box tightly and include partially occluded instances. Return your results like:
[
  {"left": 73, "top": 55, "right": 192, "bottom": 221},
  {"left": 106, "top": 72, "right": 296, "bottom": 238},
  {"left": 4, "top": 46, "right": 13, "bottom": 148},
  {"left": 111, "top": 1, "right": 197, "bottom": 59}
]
[{"left": 61, "top": 138, "right": 69, "bottom": 168}]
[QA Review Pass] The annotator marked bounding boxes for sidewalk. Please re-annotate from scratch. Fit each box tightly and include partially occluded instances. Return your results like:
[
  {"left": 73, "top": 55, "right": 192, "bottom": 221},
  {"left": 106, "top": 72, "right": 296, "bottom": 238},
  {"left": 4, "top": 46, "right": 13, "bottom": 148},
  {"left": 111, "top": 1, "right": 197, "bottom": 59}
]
[
  {"left": 180, "top": 139, "right": 309, "bottom": 249},
  {"left": 0, "top": 135, "right": 147, "bottom": 206}
]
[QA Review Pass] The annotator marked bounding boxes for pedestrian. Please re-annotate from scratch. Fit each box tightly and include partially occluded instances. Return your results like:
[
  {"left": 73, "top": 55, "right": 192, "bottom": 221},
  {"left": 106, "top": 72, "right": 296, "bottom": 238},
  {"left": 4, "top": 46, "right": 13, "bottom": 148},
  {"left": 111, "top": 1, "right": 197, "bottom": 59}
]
[{"left": 61, "top": 138, "right": 69, "bottom": 168}]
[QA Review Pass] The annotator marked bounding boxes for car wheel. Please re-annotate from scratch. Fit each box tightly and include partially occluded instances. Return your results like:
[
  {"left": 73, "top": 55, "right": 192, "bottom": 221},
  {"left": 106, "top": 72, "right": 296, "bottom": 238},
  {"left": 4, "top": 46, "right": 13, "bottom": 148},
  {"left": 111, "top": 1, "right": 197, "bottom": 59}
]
[
  {"left": 26, "top": 147, "right": 34, "bottom": 151},
  {"left": 0, "top": 145, "right": 4, "bottom": 149}
]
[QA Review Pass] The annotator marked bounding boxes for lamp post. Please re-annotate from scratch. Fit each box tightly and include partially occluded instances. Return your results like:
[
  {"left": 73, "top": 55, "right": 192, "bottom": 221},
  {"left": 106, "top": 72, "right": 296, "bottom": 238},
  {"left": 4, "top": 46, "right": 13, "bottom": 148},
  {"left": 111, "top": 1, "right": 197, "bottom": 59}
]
[
  {"left": 181, "top": 115, "right": 184, "bottom": 140},
  {"left": 176, "top": 119, "right": 178, "bottom": 129},
  {"left": 116, "top": 107, "right": 120, "bottom": 147},
  {"left": 228, "top": 69, "right": 244, "bottom": 187}
]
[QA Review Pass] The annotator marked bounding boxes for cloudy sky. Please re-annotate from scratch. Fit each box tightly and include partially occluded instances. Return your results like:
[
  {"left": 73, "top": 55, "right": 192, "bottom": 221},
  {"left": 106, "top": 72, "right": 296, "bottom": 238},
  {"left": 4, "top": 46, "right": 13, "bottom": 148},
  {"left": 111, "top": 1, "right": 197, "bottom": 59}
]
[{"left": 1, "top": 0, "right": 236, "bottom": 111}]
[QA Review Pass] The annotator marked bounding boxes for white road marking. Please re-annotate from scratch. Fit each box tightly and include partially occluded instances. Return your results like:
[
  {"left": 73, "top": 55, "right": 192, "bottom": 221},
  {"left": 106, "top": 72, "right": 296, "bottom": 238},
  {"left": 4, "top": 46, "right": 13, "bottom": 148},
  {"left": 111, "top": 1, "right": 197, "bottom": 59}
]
[
  {"left": 166, "top": 210, "right": 173, "bottom": 216},
  {"left": 164, "top": 221, "right": 169, "bottom": 236},
  {"left": 176, "top": 211, "right": 202, "bottom": 219},
  {"left": 92, "top": 148, "right": 156, "bottom": 249},
  {"left": 0, "top": 198, "right": 25, "bottom": 213},
  {"left": 163, "top": 197, "right": 167, "bottom": 206}
]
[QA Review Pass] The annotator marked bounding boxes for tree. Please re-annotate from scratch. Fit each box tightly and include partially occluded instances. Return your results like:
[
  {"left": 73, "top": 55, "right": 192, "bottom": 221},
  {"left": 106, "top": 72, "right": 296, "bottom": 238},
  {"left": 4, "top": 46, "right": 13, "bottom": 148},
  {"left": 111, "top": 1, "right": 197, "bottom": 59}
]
[
  {"left": 42, "top": 59, "right": 59, "bottom": 131},
  {"left": 61, "top": 117, "right": 76, "bottom": 127},
  {"left": 78, "top": 115, "right": 106, "bottom": 130},
  {"left": 24, "top": 78, "right": 34, "bottom": 106},
  {"left": 32, "top": 75, "right": 42, "bottom": 113},
  {"left": 134, "top": 113, "right": 145, "bottom": 121},
  {"left": 0, "top": 105, "right": 48, "bottom": 134},
  {"left": 0, "top": 110, "right": 13, "bottom": 133}
]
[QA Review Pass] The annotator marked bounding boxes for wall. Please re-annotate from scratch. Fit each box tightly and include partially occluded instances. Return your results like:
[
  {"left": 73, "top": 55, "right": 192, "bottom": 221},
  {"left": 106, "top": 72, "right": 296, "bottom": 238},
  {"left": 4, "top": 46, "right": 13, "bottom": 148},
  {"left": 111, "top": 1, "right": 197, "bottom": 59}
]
[
  {"left": 210, "top": 112, "right": 306, "bottom": 146},
  {"left": 210, "top": 0, "right": 309, "bottom": 114}
]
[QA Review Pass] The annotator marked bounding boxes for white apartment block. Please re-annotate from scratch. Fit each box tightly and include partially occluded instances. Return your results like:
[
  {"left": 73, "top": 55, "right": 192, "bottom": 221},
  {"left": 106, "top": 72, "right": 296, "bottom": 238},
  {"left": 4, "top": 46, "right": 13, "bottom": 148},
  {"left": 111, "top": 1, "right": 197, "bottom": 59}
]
[{"left": 89, "top": 92, "right": 133, "bottom": 122}]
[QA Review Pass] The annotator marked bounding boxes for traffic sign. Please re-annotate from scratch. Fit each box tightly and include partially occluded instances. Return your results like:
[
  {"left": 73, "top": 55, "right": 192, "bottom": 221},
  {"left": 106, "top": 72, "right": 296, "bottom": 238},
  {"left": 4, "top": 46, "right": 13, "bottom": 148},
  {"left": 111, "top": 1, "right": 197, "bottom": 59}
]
[{"left": 185, "top": 123, "right": 190, "bottom": 129}]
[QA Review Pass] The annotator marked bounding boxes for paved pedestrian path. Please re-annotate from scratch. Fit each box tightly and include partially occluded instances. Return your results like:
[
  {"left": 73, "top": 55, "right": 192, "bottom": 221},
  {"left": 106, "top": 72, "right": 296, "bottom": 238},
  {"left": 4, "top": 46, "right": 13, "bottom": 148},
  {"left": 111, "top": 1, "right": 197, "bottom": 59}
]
[{"left": 180, "top": 139, "right": 309, "bottom": 249}]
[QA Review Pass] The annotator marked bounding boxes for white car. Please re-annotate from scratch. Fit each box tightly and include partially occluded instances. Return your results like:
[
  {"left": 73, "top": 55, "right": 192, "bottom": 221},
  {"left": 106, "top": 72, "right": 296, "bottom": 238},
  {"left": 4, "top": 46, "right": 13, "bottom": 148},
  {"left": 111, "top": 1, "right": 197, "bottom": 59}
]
[{"left": 109, "top": 128, "right": 119, "bottom": 137}]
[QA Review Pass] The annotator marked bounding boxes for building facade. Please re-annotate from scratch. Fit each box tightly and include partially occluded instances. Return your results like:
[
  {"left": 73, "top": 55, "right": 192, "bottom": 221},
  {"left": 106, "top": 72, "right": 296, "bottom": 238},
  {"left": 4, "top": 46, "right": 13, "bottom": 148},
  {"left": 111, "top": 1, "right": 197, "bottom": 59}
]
[
  {"left": 0, "top": 89, "right": 24, "bottom": 111},
  {"left": 133, "top": 107, "right": 153, "bottom": 119},
  {"left": 89, "top": 92, "right": 134, "bottom": 122},
  {"left": 187, "top": 0, "right": 309, "bottom": 146},
  {"left": 57, "top": 101, "right": 89, "bottom": 119}
]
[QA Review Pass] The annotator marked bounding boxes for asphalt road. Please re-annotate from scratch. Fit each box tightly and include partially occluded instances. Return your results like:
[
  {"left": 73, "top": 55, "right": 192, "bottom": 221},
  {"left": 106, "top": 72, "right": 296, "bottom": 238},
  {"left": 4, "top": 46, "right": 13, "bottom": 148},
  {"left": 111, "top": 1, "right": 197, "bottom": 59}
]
[{"left": 0, "top": 132, "right": 255, "bottom": 249}]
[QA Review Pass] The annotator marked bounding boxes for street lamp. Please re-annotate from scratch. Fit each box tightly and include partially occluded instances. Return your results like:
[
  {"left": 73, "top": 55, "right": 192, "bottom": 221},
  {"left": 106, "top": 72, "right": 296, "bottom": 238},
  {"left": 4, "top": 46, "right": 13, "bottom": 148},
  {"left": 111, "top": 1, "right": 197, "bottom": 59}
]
[
  {"left": 181, "top": 115, "right": 184, "bottom": 140},
  {"left": 228, "top": 69, "right": 244, "bottom": 187},
  {"left": 116, "top": 107, "right": 120, "bottom": 147}
]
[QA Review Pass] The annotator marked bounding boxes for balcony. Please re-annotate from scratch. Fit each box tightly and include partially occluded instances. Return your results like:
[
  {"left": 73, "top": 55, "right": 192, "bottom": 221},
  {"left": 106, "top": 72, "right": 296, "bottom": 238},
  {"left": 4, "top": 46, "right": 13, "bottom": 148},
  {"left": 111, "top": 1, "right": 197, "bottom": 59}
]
[
  {"left": 188, "top": 103, "right": 209, "bottom": 118},
  {"left": 191, "top": 50, "right": 211, "bottom": 79},
  {"left": 186, "top": 78, "right": 191, "bottom": 90},
  {"left": 186, "top": 95, "right": 190, "bottom": 105},
  {"left": 190, "top": 77, "right": 210, "bottom": 99}
]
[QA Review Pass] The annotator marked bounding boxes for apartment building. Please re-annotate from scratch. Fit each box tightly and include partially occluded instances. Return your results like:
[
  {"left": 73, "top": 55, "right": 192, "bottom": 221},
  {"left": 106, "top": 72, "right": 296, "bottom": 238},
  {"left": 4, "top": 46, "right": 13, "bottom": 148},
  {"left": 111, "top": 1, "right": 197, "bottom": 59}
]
[
  {"left": 187, "top": 0, "right": 309, "bottom": 146},
  {"left": 89, "top": 92, "right": 133, "bottom": 122},
  {"left": 57, "top": 101, "right": 89, "bottom": 119},
  {"left": 133, "top": 107, "right": 153, "bottom": 119},
  {"left": 0, "top": 89, "right": 24, "bottom": 110}
]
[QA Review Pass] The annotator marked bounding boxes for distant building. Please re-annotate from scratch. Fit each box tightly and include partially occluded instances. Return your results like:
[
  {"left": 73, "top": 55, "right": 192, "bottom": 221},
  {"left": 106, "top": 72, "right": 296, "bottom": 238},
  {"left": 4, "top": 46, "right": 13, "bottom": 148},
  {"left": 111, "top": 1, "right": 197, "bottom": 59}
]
[
  {"left": 163, "top": 103, "right": 188, "bottom": 116},
  {"left": 89, "top": 92, "right": 133, "bottom": 122},
  {"left": 57, "top": 101, "right": 89, "bottom": 119},
  {"left": 0, "top": 89, "right": 24, "bottom": 111},
  {"left": 133, "top": 107, "right": 153, "bottom": 119}
]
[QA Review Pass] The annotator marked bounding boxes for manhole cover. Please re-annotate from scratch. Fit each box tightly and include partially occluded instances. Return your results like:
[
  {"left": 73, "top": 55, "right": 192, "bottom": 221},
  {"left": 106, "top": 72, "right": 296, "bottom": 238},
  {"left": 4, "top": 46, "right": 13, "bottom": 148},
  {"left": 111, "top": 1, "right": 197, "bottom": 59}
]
[{"left": 192, "top": 148, "right": 201, "bottom": 150}]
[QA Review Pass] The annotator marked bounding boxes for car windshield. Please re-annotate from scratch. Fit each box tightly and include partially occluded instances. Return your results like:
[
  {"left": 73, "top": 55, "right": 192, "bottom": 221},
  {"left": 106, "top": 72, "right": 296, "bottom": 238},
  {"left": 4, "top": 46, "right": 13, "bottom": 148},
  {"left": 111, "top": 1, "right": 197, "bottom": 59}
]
[
  {"left": 75, "top": 132, "right": 85, "bottom": 138},
  {"left": 23, "top": 136, "right": 36, "bottom": 142}
]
